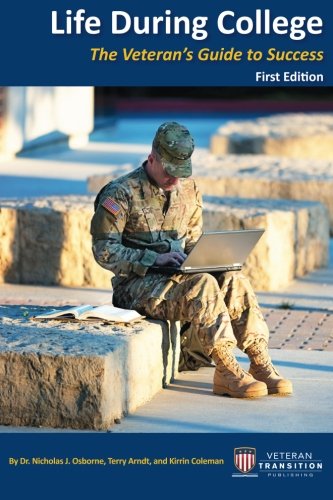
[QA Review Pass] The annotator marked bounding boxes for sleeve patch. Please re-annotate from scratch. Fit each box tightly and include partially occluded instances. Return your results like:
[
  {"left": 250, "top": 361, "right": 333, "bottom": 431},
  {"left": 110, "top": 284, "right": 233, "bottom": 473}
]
[{"left": 102, "top": 197, "right": 121, "bottom": 217}]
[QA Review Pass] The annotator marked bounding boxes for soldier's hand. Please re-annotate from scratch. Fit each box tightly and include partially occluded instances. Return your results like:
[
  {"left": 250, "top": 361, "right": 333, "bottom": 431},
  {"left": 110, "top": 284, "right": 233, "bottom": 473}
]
[{"left": 154, "top": 251, "right": 187, "bottom": 267}]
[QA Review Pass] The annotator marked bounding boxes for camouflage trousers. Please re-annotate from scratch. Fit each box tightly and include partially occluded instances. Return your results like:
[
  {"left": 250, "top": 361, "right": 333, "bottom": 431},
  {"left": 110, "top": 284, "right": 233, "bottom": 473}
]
[{"left": 113, "top": 270, "right": 269, "bottom": 356}]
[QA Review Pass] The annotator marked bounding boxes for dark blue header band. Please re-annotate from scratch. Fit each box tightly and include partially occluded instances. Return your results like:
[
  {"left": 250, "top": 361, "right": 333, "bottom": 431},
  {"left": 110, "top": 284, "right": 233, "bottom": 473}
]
[{"left": 0, "top": 0, "right": 331, "bottom": 85}]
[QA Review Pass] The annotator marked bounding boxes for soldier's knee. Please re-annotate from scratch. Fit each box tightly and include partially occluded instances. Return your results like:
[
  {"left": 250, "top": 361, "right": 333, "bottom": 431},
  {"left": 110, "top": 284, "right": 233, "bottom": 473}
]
[
  {"left": 184, "top": 273, "right": 226, "bottom": 321},
  {"left": 235, "top": 271, "right": 252, "bottom": 285},
  {"left": 196, "top": 272, "right": 220, "bottom": 292},
  {"left": 219, "top": 270, "right": 255, "bottom": 296},
  {"left": 185, "top": 273, "right": 221, "bottom": 304},
  {"left": 226, "top": 270, "right": 250, "bottom": 285}
]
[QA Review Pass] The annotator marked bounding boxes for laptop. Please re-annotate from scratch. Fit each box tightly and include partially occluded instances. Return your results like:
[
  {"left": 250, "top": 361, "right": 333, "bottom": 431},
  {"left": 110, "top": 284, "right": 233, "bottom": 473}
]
[{"left": 151, "top": 229, "right": 264, "bottom": 274}]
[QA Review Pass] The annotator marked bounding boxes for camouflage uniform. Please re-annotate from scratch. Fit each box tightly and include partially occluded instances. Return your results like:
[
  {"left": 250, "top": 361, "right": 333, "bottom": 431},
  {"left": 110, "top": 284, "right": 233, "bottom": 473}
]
[{"left": 90, "top": 164, "right": 269, "bottom": 357}]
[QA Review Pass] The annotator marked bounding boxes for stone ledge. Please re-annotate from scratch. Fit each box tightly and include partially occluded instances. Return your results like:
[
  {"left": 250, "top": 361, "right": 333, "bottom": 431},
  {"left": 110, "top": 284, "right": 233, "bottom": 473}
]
[
  {"left": 0, "top": 306, "right": 179, "bottom": 430},
  {"left": 210, "top": 113, "right": 333, "bottom": 159},
  {"left": 0, "top": 196, "right": 110, "bottom": 288},
  {"left": 0, "top": 195, "right": 328, "bottom": 291}
]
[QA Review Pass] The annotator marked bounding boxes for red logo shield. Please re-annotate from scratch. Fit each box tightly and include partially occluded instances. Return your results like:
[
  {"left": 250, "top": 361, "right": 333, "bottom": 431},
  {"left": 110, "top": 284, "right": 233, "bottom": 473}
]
[{"left": 234, "top": 447, "right": 256, "bottom": 473}]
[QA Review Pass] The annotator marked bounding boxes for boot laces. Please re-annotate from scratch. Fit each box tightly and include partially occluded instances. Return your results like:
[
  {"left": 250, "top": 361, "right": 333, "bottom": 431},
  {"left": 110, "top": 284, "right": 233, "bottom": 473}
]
[
  {"left": 254, "top": 362, "right": 280, "bottom": 377},
  {"left": 248, "top": 339, "right": 280, "bottom": 376},
  {"left": 249, "top": 338, "right": 270, "bottom": 364},
  {"left": 217, "top": 344, "right": 249, "bottom": 379}
]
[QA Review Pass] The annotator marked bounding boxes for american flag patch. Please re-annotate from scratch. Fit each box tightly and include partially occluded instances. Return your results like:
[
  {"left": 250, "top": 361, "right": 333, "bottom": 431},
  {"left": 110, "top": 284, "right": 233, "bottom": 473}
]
[{"left": 102, "top": 197, "right": 121, "bottom": 217}]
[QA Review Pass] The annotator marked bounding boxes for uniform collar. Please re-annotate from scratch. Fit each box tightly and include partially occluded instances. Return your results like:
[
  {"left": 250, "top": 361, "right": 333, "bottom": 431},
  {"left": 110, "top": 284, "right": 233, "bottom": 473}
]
[
  {"left": 141, "top": 162, "right": 166, "bottom": 196},
  {"left": 140, "top": 162, "right": 181, "bottom": 202}
]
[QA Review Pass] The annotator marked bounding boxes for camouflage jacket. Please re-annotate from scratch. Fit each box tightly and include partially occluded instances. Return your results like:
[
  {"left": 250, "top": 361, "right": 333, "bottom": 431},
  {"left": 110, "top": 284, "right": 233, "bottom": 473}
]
[{"left": 90, "top": 164, "right": 203, "bottom": 285}]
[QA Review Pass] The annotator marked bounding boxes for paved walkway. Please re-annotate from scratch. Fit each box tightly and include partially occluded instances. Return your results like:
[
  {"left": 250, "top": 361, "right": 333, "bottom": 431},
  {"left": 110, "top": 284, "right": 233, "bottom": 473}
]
[{"left": 108, "top": 349, "right": 333, "bottom": 433}]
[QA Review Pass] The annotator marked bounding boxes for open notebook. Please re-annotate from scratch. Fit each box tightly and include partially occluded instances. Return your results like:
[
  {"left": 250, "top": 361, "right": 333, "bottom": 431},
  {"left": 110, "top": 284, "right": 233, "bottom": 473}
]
[{"left": 33, "top": 304, "right": 144, "bottom": 324}]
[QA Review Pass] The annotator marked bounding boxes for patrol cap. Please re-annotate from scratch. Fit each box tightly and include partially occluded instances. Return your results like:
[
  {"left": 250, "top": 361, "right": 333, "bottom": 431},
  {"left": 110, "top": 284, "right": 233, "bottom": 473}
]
[{"left": 152, "top": 122, "right": 194, "bottom": 178}]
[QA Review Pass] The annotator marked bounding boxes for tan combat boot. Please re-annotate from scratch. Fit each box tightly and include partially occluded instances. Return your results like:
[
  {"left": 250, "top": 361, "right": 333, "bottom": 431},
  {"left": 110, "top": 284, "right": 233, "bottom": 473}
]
[
  {"left": 247, "top": 338, "right": 293, "bottom": 395},
  {"left": 212, "top": 343, "right": 268, "bottom": 398}
]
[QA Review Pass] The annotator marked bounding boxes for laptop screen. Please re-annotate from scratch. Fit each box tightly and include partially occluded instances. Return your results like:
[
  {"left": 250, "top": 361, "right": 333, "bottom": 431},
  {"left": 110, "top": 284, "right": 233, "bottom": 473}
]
[{"left": 180, "top": 229, "right": 264, "bottom": 271}]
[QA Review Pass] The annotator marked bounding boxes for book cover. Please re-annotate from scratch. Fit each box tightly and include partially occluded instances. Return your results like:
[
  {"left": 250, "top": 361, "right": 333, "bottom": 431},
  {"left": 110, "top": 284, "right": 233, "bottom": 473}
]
[{"left": 0, "top": 0, "right": 332, "bottom": 498}]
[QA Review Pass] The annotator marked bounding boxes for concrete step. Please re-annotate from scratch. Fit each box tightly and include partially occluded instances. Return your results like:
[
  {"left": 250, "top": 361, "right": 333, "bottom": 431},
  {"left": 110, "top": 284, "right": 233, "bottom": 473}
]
[
  {"left": 0, "top": 196, "right": 111, "bottom": 288},
  {"left": 1, "top": 303, "right": 332, "bottom": 433},
  {"left": 0, "top": 305, "right": 180, "bottom": 431},
  {"left": 210, "top": 112, "right": 333, "bottom": 159},
  {"left": 0, "top": 195, "right": 328, "bottom": 291}
]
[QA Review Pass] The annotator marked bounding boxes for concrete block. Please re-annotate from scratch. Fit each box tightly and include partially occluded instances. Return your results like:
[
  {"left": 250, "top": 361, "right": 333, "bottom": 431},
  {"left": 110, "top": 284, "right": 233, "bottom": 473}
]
[
  {"left": 210, "top": 113, "right": 333, "bottom": 159},
  {"left": 0, "top": 193, "right": 329, "bottom": 291},
  {"left": 0, "top": 197, "right": 111, "bottom": 288},
  {"left": 0, "top": 207, "right": 20, "bottom": 283},
  {"left": 0, "top": 307, "right": 180, "bottom": 430}
]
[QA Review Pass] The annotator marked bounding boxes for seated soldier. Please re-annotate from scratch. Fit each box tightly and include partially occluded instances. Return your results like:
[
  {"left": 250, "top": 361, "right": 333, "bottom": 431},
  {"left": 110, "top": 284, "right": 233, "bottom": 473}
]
[{"left": 90, "top": 121, "right": 293, "bottom": 398}]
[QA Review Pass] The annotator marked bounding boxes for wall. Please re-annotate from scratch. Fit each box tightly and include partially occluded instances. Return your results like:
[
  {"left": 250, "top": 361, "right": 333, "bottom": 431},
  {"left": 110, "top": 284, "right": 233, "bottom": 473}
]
[{"left": 1, "top": 87, "right": 94, "bottom": 157}]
